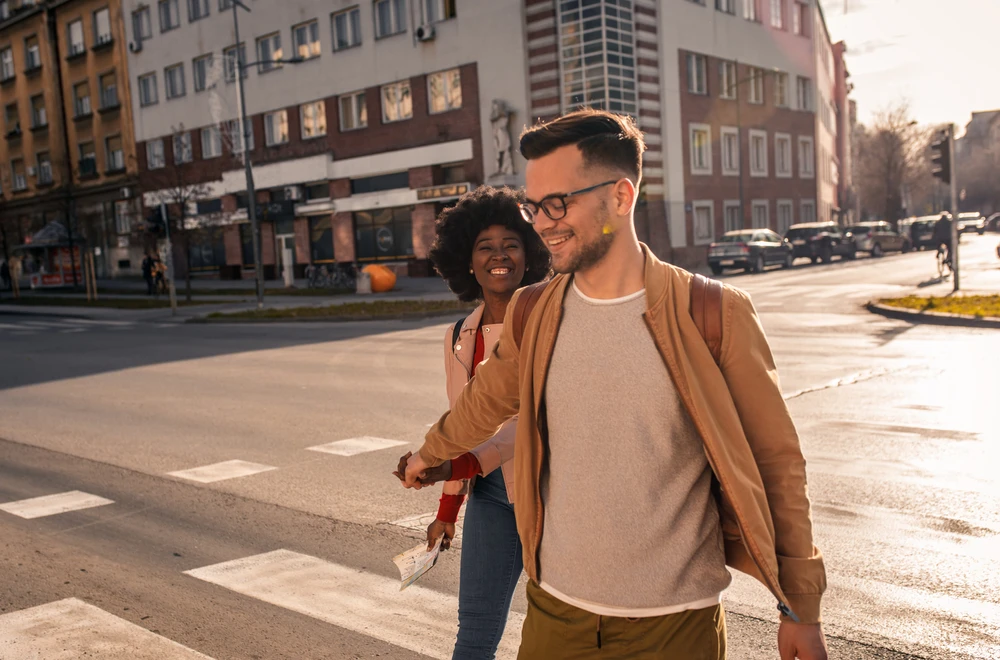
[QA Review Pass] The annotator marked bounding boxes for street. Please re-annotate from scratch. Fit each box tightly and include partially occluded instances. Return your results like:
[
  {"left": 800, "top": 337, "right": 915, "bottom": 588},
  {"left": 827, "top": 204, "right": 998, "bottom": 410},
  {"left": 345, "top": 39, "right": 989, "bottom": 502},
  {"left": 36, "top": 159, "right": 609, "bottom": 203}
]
[{"left": 0, "top": 236, "right": 997, "bottom": 660}]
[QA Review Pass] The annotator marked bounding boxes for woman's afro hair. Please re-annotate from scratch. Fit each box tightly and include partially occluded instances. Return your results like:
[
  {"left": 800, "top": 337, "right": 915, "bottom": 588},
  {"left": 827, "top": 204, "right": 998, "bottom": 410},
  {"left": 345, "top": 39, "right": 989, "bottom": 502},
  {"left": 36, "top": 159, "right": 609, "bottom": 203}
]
[{"left": 429, "top": 185, "right": 551, "bottom": 302}]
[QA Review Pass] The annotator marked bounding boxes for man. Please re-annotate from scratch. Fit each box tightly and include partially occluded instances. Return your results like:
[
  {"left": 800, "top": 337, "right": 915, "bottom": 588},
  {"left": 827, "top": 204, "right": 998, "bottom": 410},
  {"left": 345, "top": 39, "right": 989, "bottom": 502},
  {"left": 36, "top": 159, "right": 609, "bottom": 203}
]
[
  {"left": 932, "top": 212, "right": 954, "bottom": 267},
  {"left": 141, "top": 252, "right": 155, "bottom": 296},
  {"left": 397, "top": 109, "right": 828, "bottom": 659}
]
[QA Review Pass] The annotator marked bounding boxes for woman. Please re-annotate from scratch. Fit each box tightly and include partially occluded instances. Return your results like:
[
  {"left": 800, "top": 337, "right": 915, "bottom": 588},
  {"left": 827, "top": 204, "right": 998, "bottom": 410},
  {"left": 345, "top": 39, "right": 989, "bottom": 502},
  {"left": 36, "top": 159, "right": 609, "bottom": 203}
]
[{"left": 427, "top": 185, "right": 550, "bottom": 659}]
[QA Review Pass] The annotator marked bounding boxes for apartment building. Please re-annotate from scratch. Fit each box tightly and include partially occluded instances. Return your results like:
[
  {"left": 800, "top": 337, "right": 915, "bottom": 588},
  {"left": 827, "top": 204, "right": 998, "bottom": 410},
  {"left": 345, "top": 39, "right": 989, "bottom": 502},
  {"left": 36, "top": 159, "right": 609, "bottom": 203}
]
[
  {"left": 833, "top": 40, "right": 854, "bottom": 224},
  {"left": 812, "top": 0, "right": 837, "bottom": 226},
  {"left": 0, "top": 0, "right": 141, "bottom": 278}
]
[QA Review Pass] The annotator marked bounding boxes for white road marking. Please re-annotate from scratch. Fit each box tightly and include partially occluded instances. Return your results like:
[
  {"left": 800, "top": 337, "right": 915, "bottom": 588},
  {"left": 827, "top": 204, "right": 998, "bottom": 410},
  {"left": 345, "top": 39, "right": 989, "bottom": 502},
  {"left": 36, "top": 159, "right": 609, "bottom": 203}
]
[
  {"left": 0, "top": 598, "right": 214, "bottom": 659},
  {"left": 60, "top": 328, "right": 87, "bottom": 333},
  {"left": 0, "top": 490, "right": 114, "bottom": 519},
  {"left": 166, "top": 460, "right": 277, "bottom": 483},
  {"left": 307, "top": 436, "right": 409, "bottom": 457},
  {"left": 185, "top": 550, "right": 522, "bottom": 660}
]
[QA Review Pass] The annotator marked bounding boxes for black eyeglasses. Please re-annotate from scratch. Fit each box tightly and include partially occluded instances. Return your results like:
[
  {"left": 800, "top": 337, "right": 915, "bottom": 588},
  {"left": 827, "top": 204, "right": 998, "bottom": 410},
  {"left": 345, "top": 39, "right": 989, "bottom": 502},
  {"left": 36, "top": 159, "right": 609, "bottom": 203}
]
[{"left": 518, "top": 179, "right": 619, "bottom": 224}]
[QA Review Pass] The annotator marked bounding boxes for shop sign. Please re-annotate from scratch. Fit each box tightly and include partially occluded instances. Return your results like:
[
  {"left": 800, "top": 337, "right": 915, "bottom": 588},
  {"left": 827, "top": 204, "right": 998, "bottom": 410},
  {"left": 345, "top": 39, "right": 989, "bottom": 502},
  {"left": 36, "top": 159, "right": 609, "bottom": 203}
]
[
  {"left": 376, "top": 227, "right": 394, "bottom": 252},
  {"left": 416, "top": 183, "right": 470, "bottom": 201}
]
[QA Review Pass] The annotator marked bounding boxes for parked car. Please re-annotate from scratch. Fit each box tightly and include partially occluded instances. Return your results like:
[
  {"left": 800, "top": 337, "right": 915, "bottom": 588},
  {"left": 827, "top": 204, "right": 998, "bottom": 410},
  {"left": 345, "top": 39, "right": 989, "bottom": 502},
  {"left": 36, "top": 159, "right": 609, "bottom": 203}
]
[
  {"left": 707, "top": 229, "right": 793, "bottom": 275},
  {"left": 907, "top": 218, "right": 938, "bottom": 250},
  {"left": 956, "top": 212, "right": 986, "bottom": 235},
  {"left": 784, "top": 222, "right": 856, "bottom": 264},
  {"left": 986, "top": 213, "right": 1000, "bottom": 233},
  {"left": 844, "top": 221, "right": 911, "bottom": 257}
]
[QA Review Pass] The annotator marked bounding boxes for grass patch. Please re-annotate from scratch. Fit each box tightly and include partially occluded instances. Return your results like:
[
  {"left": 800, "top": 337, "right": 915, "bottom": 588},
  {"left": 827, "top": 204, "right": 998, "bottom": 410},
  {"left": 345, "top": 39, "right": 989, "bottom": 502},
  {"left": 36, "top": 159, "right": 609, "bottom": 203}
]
[
  {"left": 206, "top": 298, "right": 473, "bottom": 322},
  {"left": 879, "top": 294, "right": 1000, "bottom": 319},
  {"left": 0, "top": 297, "right": 216, "bottom": 309}
]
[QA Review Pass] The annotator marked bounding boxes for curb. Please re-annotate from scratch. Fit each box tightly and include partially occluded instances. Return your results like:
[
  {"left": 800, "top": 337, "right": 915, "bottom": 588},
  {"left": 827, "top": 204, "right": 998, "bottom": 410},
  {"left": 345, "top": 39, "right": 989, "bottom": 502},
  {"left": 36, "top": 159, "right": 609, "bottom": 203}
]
[
  {"left": 187, "top": 308, "right": 474, "bottom": 324},
  {"left": 865, "top": 302, "right": 1000, "bottom": 329},
  {"left": 0, "top": 307, "right": 92, "bottom": 320}
]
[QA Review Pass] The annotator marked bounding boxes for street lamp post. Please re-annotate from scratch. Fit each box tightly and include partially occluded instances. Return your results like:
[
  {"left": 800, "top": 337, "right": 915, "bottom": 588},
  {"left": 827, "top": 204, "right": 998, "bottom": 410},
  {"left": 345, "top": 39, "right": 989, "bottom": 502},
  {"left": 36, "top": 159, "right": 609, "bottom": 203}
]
[{"left": 230, "top": 0, "right": 301, "bottom": 309}]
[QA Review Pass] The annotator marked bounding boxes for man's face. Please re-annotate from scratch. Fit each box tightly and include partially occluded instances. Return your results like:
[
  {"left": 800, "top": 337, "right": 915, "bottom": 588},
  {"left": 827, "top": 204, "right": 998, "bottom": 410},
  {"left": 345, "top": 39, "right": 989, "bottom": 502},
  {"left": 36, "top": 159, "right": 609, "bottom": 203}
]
[{"left": 524, "top": 145, "right": 617, "bottom": 275}]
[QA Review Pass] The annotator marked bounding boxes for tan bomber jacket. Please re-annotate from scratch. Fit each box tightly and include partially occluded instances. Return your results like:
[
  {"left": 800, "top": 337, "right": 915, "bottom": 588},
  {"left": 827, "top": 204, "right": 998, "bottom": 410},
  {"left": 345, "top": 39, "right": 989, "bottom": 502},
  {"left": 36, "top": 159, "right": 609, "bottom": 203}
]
[{"left": 420, "top": 244, "right": 827, "bottom": 624}]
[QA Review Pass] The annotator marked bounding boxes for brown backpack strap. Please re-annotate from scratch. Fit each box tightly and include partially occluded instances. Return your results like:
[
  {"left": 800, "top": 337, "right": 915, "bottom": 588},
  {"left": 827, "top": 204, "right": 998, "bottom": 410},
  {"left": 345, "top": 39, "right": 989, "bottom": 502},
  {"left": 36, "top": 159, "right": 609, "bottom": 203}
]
[
  {"left": 690, "top": 274, "right": 724, "bottom": 364},
  {"left": 512, "top": 281, "right": 549, "bottom": 349}
]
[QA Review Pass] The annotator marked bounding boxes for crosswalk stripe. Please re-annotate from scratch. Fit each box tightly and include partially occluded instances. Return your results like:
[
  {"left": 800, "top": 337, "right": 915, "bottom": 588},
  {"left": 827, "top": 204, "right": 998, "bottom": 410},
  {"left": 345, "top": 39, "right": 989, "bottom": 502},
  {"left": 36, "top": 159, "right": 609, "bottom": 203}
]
[
  {"left": 0, "top": 490, "right": 114, "bottom": 519},
  {"left": 0, "top": 598, "right": 214, "bottom": 659},
  {"left": 166, "top": 460, "right": 277, "bottom": 484},
  {"left": 307, "top": 436, "right": 410, "bottom": 457},
  {"left": 185, "top": 549, "right": 522, "bottom": 660}
]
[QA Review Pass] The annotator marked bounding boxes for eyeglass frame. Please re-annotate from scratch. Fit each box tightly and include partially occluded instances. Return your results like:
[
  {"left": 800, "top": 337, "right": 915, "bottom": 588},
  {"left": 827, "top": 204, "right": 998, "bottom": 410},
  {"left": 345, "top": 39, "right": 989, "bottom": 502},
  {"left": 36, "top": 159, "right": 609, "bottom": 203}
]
[{"left": 518, "top": 179, "right": 621, "bottom": 224}]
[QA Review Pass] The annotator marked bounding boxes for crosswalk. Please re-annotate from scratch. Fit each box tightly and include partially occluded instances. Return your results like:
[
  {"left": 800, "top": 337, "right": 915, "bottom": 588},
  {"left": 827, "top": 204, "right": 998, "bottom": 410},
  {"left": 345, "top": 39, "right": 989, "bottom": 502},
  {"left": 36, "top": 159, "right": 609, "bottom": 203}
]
[
  {"left": 0, "top": 317, "right": 139, "bottom": 335},
  {"left": 739, "top": 281, "right": 910, "bottom": 310}
]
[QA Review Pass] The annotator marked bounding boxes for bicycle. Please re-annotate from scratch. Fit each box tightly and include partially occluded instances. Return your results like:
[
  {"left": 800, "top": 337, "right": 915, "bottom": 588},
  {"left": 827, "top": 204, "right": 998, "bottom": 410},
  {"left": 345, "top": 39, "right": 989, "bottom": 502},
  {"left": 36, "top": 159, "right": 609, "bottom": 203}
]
[
  {"left": 305, "top": 264, "right": 331, "bottom": 289},
  {"left": 935, "top": 244, "right": 952, "bottom": 279}
]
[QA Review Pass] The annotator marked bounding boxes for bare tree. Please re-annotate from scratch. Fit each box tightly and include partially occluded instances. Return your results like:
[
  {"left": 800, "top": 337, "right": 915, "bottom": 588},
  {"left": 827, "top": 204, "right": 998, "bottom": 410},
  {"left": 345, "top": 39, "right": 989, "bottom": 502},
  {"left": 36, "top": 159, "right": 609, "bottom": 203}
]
[
  {"left": 957, "top": 137, "right": 1000, "bottom": 215},
  {"left": 854, "top": 101, "right": 928, "bottom": 224}
]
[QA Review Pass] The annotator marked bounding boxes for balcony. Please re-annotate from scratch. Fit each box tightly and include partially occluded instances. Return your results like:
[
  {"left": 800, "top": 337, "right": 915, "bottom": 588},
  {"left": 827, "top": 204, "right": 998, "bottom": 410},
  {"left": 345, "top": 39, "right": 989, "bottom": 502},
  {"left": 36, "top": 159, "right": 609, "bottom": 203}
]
[
  {"left": 5, "top": 125, "right": 21, "bottom": 141},
  {"left": 78, "top": 156, "right": 98, "bottom": 180},
  {"left": 66, "top": 42, "right": 87, "bottom": 61},
  {"left": 98, "top": 90, "right": 120, "bottom": 114},
  {"left": 29, "top": 119, "right": 47, "bottom": 134},
  {"left": 23, "top": 59, "right": 41, "bottom": 77},
  {"left": 74, "top": 100, "right": 92, "bottom": 121},
  {"left": 92, "top": 33, "right": 114, "bottom": 52}
]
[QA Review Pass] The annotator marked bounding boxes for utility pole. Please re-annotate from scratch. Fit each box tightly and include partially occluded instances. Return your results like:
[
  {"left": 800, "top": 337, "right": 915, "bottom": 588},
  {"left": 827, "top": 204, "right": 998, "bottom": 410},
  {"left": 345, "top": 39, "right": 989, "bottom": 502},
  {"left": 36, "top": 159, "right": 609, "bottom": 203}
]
[
  {"left": 947, "top": 124, "right": 960, "bottom": 292},
  {"left": 160, "top": 201, "right": 178, "bottom": 315}
]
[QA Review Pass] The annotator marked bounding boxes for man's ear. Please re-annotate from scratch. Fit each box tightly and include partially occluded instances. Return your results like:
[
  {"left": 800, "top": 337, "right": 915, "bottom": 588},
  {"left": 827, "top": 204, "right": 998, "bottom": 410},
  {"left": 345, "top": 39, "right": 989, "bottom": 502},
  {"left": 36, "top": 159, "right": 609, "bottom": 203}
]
[{"left": 613, "top": 177, "right": 638, "bottom": 216}]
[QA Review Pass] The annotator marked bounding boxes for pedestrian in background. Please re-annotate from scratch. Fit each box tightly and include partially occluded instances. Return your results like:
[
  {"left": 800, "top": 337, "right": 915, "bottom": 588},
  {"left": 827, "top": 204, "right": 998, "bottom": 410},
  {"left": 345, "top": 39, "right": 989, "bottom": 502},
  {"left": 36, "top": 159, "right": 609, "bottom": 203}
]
[
  {"left": 399, "top": 109, "right": 828, "bottom": 660},
  {"left": 406, "top": 185, "right": 550, "bottom": 659},
  {"left": 0, "top": 258, "right": 10, "bottom": 291},
  {"left": 141, "top": 253, "right": 155, "bottom": 296}
]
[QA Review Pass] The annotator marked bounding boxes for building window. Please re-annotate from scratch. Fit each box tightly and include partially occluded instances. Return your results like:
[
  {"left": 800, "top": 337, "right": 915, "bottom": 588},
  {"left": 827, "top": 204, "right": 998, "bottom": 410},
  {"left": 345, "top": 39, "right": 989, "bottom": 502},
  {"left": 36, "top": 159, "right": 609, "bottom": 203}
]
[
  {"left": 775, "top": 133, "right": 791, "bottom": 177},
  {"left": 689, "top": 123, "right": 711, "bottom": 175},
  {"left": 309, "top": 216, "right": 335, "bottom": 262},
  {"left": 748, "top": 67, "right": 763, "bottom": 104},
  {"left": 138, "top": 73, "right": 158, "bottom": 106},
  {"left": 227, "top": 118, "right": 254, "bottom": 154},
  {"left": 78, "top": 141, "right": 97, "bottom": 176},
  {"left": 300, "top": 100, "right": 327, "bottom": 139},
  {"left": 201, "top": 125, "right": 222, "bottom": 158},
  {"left": 796, "top": 76, "right": 813, "bottom": 111},
  {"left": 719, "top": 60, "right": 737, "bottom": 99},
  {"left": 774, "top": 71, "right": 789, "bottom": 107},
  {"left": 793, "top": 1, "right": 807, "bottom": 35},
  {"left": 106, "top": 135, "right": 124, "bottom": 171},
  {"left": 381, "top": 80, "right": 412, "bottom": 123},
  {"left": 332, "top": 7, "right": 362, "bottom": 51},
  {"left": 743, "top": 0, "right": 760, "bottom": 21},
  {"left": 192, "top": 54, "right": 214, "bottom": 92},
  {"left": 425, "top": 0, "right": 456, "bottom": 22},
  {"left": 223, "top": 44, "right": 247, "bottom": 82},
  {"left": 293, "top": 20, "right": 320, "bottom": 60},
  {"left": 0, "top": 48, "right": 13, "bottom": 80},
  {"left": 67, "top": 20, "right": 86, "bottom": 56},
  {"left": 374, "top": 0, "right": 407, "bottom": 38},
  {"left": 353, "top": 207, "right": 414, "bottom": 261},
  {"left": 37, "top": 152, "right": 52, "bottom": 184},
  {"left": 339, "top": 90, "right": 367, "bottom": 131},
  {"left": 30, "top": 94, "right": 46, "bottom": 128},
  {"left": 147, "top": 138, "right": 165, "bottom": 169},
  {"left": 686, "top": 53, "right": 707, "bottom": 95},
  {"left": 800, "top": 199, "right": 816, "bottom": 223},
  {"left": 721, "top": 126, "right": 739, "bottom": 176},
  {"left": 0, "top": 0, "right": 8, "bottom": 21},
  {"left": 715, "top": 0, "right": 736, "bottom": 14},
  {"left": 165, "top": 63, "right": 185, "bottom": 99},
  {"left": 73, "top": 82, "right": 91, "bottom": 116},
  {"left": 427, "top": 68, "right": 461, "bottom": 114},
  {"left": 305, "top": 182, "right": 330, "bottom": 200},
  {"left": 100, "top": 71, "right": 118, "bottom": 108},
  {"left": 4, "top": 102, "right": 18, "bottom": 133},
  {"left": 173, "top": 131, "right": 192, "bottom": 164},
  {"left": 133, "top": 7, "right": 152, "bottom": 42},
  {"left": 724, "top": 201, "right": 741, "bottom": 233},
  {"left": 11, "top": 158, "right": 26, "bottom": 191},
  {"left": 777, "top": 200, "right": 793, "bottom": 234},
  {"left": 798, "top": 136, "right": 814, "bottom": 177},
  {"left": 25, "top": 35, "right": 41, "bottom": 70},
  {"left": 749, "top": 129, "right": 767, "bottom": 176},
  {"left": 188, "top": 0, "right": 209, "bottom": 22},
  {"left": 219, "top": 0, "right": 233, "bottom": 9},
  {"left": 159, "top": 0, "right": 180, "bottom": 32},
  {"left": 93, "top": 7, "right": 112, "bottom": 45},
  {"left": 256, "top": 33, "right": 283, "bottom": 73},
  {"left": 751, "top": 200, "right": 769, "bottom": 228},
  {"left": 693, "top": 201, "right": 714, "bottom": 245},
  {"left": 770, "top": 0, "right": 784, "bottom": 28},
  {"left": 264, "top": 109, "right": 289, "bottom": 145}
]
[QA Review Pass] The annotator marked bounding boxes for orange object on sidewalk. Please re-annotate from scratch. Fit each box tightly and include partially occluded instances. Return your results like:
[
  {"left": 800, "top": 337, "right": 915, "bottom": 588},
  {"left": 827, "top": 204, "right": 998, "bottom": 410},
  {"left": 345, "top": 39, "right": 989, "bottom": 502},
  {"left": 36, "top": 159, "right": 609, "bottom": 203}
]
[{"left": 363, "top": 264, "right": 397, "bottom": 292}]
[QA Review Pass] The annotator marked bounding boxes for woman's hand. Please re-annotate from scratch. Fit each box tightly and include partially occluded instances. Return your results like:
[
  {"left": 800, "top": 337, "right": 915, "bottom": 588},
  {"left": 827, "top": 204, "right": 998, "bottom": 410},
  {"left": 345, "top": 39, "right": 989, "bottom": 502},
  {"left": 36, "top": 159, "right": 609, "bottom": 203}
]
[{"left": 426, "top": 519, "right": 456, "bottom": 551}]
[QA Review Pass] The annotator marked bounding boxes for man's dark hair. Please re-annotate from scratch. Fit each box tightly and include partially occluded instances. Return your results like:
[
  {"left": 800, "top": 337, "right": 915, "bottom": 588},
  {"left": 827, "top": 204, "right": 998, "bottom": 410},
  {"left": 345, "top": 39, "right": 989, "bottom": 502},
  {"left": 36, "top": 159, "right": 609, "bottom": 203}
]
[
  {"left": 519, "top": 108, "right": 646, "bottom": 181},
  {"left": 429, "top": 186, "right": 551, "bottom": 302}
]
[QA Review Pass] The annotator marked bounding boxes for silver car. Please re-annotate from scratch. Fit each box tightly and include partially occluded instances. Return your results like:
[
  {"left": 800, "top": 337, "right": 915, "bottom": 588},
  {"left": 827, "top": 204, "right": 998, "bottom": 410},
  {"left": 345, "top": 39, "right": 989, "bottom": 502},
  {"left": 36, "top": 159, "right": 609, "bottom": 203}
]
[{"left": 844, "top": 222, "right": 911, "bottom": 257}]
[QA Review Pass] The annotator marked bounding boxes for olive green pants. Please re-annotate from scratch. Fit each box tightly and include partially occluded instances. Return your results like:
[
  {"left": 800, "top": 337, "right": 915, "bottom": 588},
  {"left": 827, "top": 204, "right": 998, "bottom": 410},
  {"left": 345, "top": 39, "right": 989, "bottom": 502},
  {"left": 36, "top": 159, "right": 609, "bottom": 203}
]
[{"left": 518, "top": 581, "right": 726, "bottom": 660}]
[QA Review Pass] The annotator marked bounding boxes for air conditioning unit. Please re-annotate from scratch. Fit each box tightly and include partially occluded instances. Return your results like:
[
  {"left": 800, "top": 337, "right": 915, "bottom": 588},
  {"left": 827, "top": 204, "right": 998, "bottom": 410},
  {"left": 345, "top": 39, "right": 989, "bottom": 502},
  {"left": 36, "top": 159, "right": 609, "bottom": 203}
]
[
  {"left": 415, "top": 23, "right": 436, "bottom": 42},
  {"left": 283, "top": 185, "right": 303, "bottom": 200},
  {"left": 27, "top": 165, "right": 36, "bottom": 177}
]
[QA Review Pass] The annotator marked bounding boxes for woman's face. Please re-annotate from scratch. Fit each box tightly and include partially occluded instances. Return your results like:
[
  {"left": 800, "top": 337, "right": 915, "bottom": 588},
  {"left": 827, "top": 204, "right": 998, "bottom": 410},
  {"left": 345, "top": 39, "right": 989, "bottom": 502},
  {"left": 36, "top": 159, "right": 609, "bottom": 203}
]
[{"left": 471, "top": 225, "right": 527, "bottom": 298}]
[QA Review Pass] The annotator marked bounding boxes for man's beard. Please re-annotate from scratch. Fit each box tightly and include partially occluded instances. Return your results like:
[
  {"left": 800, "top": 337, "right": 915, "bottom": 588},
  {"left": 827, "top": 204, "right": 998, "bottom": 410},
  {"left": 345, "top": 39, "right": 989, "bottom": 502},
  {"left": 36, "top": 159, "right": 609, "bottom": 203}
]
[{"left": 552, "top": 205, "right": 615, "bottom": 274}]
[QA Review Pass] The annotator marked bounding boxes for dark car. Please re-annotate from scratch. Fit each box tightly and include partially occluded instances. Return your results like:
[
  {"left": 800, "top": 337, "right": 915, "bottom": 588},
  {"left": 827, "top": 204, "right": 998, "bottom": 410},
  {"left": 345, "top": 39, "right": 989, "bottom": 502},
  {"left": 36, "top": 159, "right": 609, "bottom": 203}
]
[
  {"left": 844, "top": 221, "right": 911, "bottom": 257},
  {"left": 707, "top": 229, "right": 793, "bottom": 275},
  {"left": 784, "top": 222, "right": 856, "bottom": 264},
  {"left": 908, "top": 219, "right": 938, "bottom": 250}
]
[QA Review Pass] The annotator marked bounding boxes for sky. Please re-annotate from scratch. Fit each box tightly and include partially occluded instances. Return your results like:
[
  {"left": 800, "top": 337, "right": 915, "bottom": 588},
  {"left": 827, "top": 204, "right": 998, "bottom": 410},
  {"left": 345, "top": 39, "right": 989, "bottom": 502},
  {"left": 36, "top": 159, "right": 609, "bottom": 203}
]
[{"left": 819, "top": 0, "right": 1000, "bottom": 133}]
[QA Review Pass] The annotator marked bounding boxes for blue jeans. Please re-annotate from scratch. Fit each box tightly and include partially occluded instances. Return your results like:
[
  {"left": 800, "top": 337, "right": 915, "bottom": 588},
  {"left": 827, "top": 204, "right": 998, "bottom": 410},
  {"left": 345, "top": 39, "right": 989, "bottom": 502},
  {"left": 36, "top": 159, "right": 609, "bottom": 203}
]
[{"left": 453, "top": 467, "right": 523, "bottom": 660}]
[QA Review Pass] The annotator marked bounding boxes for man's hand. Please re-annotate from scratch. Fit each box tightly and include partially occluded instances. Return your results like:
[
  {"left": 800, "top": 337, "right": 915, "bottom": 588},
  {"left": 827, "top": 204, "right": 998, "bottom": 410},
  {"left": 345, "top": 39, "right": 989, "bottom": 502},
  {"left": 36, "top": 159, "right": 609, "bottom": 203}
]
[
  {"left": 393, "top": 451, "right": 452, "bottom": 489},
  {"left": 426, "top": 519, "right": 456, "bottom": 551},
  {"left": 778, "top": 622, "right": 828, "bottom": 660}
]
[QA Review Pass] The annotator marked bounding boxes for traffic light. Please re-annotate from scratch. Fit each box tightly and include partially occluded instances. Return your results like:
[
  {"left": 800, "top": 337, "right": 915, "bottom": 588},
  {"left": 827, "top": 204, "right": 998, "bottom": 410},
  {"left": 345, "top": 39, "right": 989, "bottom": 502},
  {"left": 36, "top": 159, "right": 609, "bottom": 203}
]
[{"left": 930, "top": 130, "right": 951, "bottom": 184}]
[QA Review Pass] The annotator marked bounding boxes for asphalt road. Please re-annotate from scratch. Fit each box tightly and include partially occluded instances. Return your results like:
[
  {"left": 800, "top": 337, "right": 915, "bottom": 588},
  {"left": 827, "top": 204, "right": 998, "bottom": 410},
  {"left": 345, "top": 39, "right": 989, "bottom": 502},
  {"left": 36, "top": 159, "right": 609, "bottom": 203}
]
[{"left": 0, "top": 235, "right": 997, "bottom": 659}]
